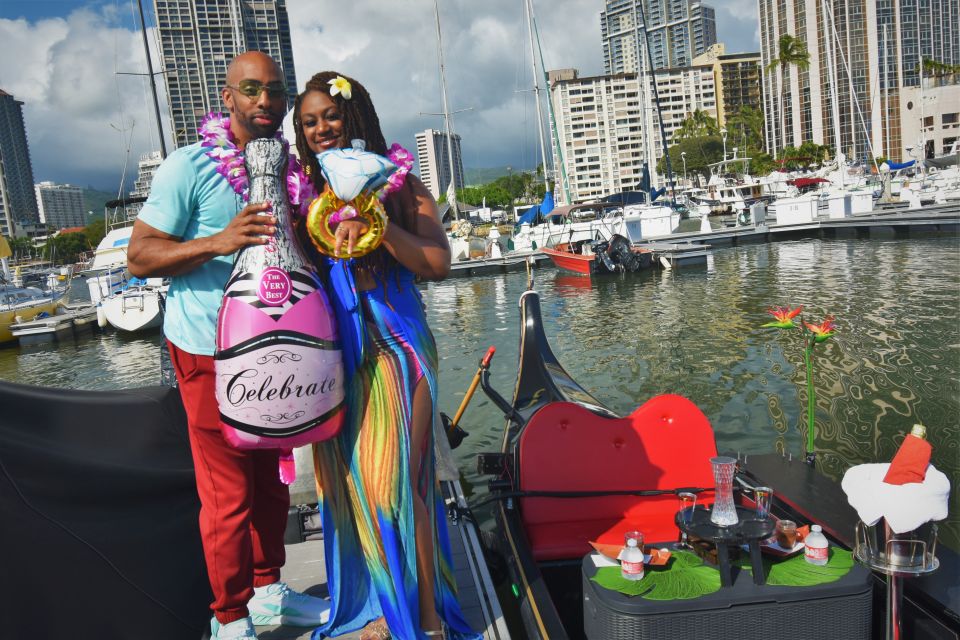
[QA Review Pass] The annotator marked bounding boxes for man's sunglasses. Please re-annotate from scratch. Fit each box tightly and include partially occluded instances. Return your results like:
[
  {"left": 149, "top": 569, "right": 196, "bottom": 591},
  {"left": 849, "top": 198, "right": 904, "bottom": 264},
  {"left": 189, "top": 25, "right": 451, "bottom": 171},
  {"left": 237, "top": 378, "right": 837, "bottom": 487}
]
[{"left": 227, "top": 79, "right": 288, "bottom": 99}]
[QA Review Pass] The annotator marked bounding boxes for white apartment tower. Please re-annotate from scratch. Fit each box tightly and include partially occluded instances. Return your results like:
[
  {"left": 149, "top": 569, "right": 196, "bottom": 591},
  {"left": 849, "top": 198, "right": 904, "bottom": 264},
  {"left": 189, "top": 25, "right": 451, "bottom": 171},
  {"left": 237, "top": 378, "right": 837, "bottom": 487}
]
[
  {"left": 131, "top": 151, "right": 163, "bottom": 200},
  {"left": 759, "top": 0, "right": 960, "bottom": 162},
  {"left": 601, "top": 0, "right": 718, "bottom": 73},
  {"left": 34, "top": 182, "right": 85, "bottom": 230},
  {"left": 415, "top": 129, "right": 465, "bottom": 201},
  {"left": 153, "top": 0, "right": 297, "bottom": 149},
  {"left": 549, "top": 68, "right": 717, "bottom": 204}
]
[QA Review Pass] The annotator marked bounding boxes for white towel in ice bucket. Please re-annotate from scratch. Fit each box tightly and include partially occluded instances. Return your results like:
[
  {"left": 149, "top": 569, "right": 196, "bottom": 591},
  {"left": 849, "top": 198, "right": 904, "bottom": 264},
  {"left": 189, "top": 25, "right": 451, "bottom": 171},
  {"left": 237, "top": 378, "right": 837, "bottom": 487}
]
[{"left": 841, "top": 463, "right": 950, "bottom": 533}]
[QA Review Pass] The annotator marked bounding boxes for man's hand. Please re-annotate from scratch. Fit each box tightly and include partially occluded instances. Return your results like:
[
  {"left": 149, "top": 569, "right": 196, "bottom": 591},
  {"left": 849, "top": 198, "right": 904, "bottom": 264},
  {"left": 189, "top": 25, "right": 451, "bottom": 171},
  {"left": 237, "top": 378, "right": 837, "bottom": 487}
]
[
  {"left": 333, "top": 218, "right": 371, "bottom": 256},
  {"left": 208, "top": 201, "right": 277, "bottom": 256},
  {"left": 128, "top": 202, "right": 277, "bottom": 278}
]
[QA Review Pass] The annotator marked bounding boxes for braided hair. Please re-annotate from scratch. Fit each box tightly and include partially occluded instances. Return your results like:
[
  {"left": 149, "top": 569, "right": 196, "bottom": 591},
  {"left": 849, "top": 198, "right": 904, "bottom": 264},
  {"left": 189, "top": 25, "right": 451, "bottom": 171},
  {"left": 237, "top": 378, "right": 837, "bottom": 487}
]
[{"left": 293, "top": 71, "right": 411, "bottom": 277}]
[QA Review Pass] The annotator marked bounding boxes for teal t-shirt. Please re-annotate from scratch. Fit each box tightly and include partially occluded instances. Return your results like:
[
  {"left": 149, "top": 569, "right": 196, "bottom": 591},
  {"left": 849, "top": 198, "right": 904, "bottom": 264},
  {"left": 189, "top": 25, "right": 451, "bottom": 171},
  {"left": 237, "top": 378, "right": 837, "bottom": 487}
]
[{"left": 138, "top": 142, "right": 242, "bottom": 356}]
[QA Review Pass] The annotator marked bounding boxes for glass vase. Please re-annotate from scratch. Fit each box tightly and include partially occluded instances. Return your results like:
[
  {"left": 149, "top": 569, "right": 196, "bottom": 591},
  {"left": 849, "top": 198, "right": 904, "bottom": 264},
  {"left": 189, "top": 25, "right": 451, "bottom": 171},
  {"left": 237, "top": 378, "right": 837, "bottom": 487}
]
[{"left": 710, "top": 456, "right": 739, "bottom": 527}]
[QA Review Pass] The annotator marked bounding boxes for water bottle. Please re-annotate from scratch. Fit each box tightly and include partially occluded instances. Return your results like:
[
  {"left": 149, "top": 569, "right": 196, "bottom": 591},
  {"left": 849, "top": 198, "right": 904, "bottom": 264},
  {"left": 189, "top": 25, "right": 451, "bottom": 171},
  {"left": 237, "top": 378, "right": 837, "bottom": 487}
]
[
  {"left": 804, "top": 524, "right": 829, "bottom": 565},
  {"left": 620, "top": 537, "right": 645, "bottom": 581}
]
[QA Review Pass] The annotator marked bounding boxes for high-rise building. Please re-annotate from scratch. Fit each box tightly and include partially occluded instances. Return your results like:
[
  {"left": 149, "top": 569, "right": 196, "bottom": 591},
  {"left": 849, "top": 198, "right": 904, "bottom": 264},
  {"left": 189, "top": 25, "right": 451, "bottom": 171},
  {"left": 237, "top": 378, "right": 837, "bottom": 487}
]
[
  {"left": 601, "top": 0, "right": 717, "bottom": 73},
  {"left": 759, "top": 0, "right": 960, "bottom": 162},
  {"left": 548, "top": 67, "right": 717, "bottom": 204},
  {"left": 0, "top": 90, "right": 41, "bottom": 238},
  {"left": 34, "top": 182, "right": 85, "bottom": 230},
  {"left": 692, "top": 43, "right": 763, "bottom": 127},
  {"left": 125, "top": 151, "right": 164, "bottom": 216},
  {"left": 415, "top": 129, "right": 465, "bottom": 201},
  {"left": 153, "top": 0, "right": 297, "bottom": 149},
  {"left": 131, "top": 151, "right": 163, "bottom": 200}
]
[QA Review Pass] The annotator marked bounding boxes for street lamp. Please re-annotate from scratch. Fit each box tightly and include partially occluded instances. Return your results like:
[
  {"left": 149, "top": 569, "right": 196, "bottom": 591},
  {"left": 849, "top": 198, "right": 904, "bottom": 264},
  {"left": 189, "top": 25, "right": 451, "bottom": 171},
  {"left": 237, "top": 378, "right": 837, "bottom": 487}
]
[
  {"left": 721, "top": 128, "right": 728, "bottom": 162},
  {"left": 680, "top": 151, "right": 687, "bottom": 188}
]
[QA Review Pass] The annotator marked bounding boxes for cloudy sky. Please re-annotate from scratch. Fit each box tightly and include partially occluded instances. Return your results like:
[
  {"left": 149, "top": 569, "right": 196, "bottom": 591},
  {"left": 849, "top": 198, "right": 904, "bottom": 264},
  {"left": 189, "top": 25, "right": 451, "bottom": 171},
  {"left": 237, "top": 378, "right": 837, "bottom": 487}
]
[{"left": 0, "top": 0, "right": 760, "bottom": 192}]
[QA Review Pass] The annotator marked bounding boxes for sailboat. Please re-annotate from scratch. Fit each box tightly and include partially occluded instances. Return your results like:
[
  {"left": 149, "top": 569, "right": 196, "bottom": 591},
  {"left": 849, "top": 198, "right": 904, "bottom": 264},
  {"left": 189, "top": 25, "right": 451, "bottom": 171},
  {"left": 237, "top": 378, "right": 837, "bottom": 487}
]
[
  {"left": 0, "top": 237, "right": 69, "bottom": 345},
  {"left": 86, "top": 0, "right": 168, "bottom": 333}
]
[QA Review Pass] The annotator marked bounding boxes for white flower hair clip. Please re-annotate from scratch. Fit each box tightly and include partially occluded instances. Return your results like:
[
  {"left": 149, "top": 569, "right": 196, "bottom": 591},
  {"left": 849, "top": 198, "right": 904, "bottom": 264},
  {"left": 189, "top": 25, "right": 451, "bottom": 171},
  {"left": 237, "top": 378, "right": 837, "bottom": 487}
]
[{"left": 328, "top": 76, "right": 352, "bottom": 100}]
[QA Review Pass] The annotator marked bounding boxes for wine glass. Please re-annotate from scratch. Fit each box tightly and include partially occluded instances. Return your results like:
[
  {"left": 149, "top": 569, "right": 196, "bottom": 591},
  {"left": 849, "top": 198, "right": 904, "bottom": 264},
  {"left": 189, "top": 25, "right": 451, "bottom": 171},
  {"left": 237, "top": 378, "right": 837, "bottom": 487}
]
[
  {"left": 677, "top": 491, "right": 697, "bottom": 549},
  {"left": 754, "top": 486, "right": 774, "bottom": 520}
]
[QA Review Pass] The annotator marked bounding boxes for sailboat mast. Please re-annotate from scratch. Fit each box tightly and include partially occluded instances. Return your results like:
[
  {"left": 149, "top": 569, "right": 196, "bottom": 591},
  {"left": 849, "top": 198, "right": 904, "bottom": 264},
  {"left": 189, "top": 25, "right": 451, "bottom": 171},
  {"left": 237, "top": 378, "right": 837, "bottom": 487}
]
[
  {"left": 634, "top": 0, "right": 676, "bottom": 204},
  {"left": 821, "top": 0, "right": 843, "bottom": 187},
  {"left": 136, "top": 0, "right": 166, "bottom": 159},
  {"left": 883, "top": 24, "right": 890, "bottom": 159},
  {"left": 433, "top": 0, "right": 460, "bottom": 220},
  {"left": 532, "top": 17, "right": 571, "bottom": 203},
  {"left": 525, "top": 0, "right": 550, "bottom": 194}
]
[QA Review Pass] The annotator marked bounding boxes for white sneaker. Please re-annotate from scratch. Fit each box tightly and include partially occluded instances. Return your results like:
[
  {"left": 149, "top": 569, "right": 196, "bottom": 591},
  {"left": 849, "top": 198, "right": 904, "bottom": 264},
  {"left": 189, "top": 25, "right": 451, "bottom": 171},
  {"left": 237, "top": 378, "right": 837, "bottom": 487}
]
[
  {"left": 248, "top": 581, "right": 331, "bottom": 626},
  {"left": 211, "top": 616, "right": 258, "bottom": 639}
]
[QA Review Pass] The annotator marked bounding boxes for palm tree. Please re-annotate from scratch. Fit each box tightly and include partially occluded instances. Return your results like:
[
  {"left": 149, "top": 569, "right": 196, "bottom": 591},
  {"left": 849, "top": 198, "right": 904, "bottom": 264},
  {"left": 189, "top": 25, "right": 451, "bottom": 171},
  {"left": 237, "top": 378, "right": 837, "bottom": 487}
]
[
  {"left": 766, "top": 34, "right": 810, "bottom": 157},
  {"left": 674, "top": 109, "right": 720, "bottom": 141},
  {"left": 673, "top": 109, "right": 721, "bottom": 165}
]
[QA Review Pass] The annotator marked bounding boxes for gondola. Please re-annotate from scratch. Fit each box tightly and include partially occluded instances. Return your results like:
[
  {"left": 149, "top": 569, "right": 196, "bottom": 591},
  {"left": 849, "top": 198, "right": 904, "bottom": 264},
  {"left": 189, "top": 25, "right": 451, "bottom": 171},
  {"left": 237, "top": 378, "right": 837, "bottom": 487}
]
[{"left": 473, "top": 286, "right": 959, "bottom": 639}]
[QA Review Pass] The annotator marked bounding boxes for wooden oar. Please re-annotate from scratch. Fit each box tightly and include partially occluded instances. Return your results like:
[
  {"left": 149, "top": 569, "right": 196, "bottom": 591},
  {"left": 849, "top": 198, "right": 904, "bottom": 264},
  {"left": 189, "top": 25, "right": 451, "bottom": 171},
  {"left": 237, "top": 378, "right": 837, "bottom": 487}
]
[{"left": 443, "top": 346, "right": 496, "bottom": 449}]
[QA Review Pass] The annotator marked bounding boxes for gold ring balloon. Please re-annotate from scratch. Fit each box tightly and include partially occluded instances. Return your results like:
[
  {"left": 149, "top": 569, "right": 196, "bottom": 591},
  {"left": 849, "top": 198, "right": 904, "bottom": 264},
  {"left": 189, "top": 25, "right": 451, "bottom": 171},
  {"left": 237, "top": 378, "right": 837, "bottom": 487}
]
[{"left": 306, "top": 187, "right": 388, "bottom": 259}]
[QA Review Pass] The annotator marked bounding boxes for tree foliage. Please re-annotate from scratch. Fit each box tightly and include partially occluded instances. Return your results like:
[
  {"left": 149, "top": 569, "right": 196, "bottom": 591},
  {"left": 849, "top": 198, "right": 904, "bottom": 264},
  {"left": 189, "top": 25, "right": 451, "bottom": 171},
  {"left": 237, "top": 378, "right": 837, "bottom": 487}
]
[
  {"left": 43, "top": 231, "right": 92, "bottom": 264},
  {"left": 439, "top": 170, "right": 548, "bottom": 210},
  {"left": 84, "top": 218, "right": 106, "bottom": 249},
  {"left": 657, "top": 136, "right": 724, "bottom": 180},
  {"left": 724, "top": 106, "right": 765, "bottom": 154},
  {"left": 673, "top": 109, "right": 721, "bottom": 142}
]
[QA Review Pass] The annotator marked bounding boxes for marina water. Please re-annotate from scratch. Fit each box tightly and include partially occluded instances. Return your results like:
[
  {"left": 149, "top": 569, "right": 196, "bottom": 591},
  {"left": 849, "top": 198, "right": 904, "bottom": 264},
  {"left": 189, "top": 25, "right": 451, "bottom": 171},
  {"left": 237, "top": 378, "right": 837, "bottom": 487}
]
[{"left": 1, "top": 236, "right": 957, "bottom": 547}]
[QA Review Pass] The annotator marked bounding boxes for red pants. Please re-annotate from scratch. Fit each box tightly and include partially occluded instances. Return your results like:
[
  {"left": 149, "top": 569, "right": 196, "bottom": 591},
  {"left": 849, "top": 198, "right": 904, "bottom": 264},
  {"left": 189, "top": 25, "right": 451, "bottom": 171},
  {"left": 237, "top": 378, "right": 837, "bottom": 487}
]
[{"left": 168, "top": 341, "right": 290, "bottom": 624}]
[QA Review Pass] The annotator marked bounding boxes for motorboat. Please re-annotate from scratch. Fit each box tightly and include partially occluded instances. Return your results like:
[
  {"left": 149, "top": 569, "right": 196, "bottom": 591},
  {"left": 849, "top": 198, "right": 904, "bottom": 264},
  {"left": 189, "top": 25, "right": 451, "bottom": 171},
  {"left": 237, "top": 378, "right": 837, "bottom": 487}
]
[
  {"left": 79, "top": 196, "right": 146, "bottom": 278},
  {"left": 89, "top": 271, "right": 165, "bottom": 333},
  {"left": 0, "top": 241, "right": 70, "bottom": 345},
  {"left": 537, "top": 202, "right": 654, "bottom": 276}
]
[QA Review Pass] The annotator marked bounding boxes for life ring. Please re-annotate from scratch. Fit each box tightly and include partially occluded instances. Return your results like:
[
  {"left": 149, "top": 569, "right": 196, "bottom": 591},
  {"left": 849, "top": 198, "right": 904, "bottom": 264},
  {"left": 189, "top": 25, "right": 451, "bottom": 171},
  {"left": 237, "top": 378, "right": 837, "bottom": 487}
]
[{"left": 305, "top": 187, "right": 388, "bottom": 259}]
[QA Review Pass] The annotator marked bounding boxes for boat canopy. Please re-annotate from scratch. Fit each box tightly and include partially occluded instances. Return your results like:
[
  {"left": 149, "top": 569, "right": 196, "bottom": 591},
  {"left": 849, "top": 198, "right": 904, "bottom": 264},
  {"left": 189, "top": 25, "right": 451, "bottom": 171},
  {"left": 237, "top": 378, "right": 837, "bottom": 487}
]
[
  {"left": 788, "top": 177, "right": 829, "bottom": 188},
  {"left": 925, "top": 155, "right": 958, "bottom": 169},
  {"left": 884, "top": 159, "right": 916, "bottom": 171},
  {"left": 514, "top": 191, "right": 555, "bottom": 226}
]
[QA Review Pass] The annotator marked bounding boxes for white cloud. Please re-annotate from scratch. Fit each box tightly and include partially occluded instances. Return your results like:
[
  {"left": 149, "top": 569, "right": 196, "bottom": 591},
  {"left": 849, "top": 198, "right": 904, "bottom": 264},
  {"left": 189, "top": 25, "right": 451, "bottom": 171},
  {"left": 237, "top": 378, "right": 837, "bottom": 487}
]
[
  {"left": 1, "top": 0, "right": 760, "bottom": 191},
  {"left": 0, "top": 7, "right": 169, "bottom": 193}
]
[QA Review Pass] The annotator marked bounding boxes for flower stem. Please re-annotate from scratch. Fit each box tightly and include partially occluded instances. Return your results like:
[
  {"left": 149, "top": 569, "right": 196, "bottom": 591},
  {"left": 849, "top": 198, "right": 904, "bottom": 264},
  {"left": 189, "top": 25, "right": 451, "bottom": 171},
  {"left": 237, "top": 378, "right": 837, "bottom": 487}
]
[{"left": 804, "top": 340, "right": 815, "bottom": 460}]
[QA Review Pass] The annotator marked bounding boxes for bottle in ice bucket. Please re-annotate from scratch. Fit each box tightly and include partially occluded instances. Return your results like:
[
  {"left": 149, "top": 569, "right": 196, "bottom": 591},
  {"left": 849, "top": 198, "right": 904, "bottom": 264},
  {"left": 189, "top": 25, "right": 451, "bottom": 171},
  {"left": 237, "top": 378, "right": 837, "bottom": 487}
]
[
  {"left": 621, "top": 538, "right": 645, "bottom": 581},
  {"left": 883, "top": 424, "right": 932, "bottom": 485},
  {"left": 804, "top": 524, "right": 829, "bottom": 565}
]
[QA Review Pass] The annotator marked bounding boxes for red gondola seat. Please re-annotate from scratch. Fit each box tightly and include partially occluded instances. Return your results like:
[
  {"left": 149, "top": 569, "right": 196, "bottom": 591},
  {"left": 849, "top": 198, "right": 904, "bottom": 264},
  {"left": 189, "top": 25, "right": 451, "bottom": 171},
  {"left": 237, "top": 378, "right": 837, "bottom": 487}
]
[{"left": 518, "top": 394, "right": 718, "bottom": 562}]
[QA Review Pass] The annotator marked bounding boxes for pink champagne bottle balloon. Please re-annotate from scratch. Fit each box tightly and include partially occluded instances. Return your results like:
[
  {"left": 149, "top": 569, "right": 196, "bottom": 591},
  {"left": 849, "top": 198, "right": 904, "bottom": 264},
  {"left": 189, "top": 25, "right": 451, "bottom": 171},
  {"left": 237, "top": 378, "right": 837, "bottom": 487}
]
[{"left": 214, "top": 137, "right": 344, "bottom": 449}]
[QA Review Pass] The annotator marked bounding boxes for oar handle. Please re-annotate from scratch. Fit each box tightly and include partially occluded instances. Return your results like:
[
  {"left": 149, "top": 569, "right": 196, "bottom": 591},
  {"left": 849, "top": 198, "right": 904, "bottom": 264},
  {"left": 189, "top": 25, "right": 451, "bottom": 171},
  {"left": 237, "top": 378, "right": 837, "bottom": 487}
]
[{"left": 449, "top": 346, "right": 496, "bottom": 430}]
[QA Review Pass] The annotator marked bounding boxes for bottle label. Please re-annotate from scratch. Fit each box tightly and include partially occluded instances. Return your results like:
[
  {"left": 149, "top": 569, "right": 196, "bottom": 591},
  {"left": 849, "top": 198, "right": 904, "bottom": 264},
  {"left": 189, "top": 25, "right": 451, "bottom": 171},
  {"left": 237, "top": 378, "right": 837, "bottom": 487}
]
[
  {"left": 215, "top": 290, "right": 344, "bottom": 445},
  {"left": 621, "top": 560, "right": 644, "bottom": 576},
  {"left": 805, "top": 544, "right": 828, "bottom": 562}
]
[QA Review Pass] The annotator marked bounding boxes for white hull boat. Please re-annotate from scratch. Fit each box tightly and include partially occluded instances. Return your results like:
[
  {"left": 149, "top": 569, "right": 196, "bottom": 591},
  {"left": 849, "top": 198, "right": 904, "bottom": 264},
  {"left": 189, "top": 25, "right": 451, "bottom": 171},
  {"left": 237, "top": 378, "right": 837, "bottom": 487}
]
[{"left": 100, "top": 284, "right": 165, "bottom": 332}]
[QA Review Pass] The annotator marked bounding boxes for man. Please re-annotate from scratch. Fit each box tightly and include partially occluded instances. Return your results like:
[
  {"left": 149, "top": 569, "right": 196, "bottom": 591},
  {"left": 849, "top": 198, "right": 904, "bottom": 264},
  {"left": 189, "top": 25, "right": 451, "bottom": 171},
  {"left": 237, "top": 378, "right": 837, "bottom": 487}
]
[{"left": 128, "top": 51, "right": 328, "bottom": 640}]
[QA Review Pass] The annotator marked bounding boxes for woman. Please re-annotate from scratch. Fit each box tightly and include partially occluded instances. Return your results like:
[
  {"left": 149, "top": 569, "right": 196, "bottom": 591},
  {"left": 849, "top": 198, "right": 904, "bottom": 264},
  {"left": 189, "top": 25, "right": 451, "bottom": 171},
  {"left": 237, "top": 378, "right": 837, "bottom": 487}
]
[{"left": 293, "top": 71, "right": 478, "bottom": 640}]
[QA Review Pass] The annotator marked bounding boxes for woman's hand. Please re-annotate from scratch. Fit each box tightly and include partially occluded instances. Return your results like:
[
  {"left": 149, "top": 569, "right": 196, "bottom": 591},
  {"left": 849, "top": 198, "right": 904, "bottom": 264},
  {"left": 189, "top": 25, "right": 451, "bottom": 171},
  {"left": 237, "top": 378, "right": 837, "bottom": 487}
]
[{"left": 333, "top": 218, "right": 371, "bottom": 256}]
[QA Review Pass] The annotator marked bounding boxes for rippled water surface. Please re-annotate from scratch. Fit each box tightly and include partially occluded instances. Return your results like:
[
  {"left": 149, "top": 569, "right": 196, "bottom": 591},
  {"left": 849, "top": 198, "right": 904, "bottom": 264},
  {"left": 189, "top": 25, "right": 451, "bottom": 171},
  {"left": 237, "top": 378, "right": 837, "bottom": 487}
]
[{"left": 2, "top": 237, "right": 957, "bottom": 547}]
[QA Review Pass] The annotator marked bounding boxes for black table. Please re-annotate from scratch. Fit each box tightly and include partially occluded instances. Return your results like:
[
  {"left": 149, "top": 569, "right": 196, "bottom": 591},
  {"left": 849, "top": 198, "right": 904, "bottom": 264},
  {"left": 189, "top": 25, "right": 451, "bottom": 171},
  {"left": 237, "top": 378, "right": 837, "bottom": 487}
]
[{"left": 675, "top": 505, "right": 775, "bottom": 586}]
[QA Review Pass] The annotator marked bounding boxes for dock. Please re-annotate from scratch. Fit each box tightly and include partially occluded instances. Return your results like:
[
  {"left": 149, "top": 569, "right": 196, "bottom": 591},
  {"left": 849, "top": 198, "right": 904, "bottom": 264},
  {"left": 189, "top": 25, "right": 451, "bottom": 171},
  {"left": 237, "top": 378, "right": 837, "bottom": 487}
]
[
  {"left": 662, "top": 202, "right": 960, "bottom": 247},
  {"left": 9, "top": 302, "right": 99, "bottom": 345},
  {"left": 449, "top": 250, "right": 550, "bottom": 278},
  {"left": 260, "top": 479, "right": 510, "bottom": 639}
]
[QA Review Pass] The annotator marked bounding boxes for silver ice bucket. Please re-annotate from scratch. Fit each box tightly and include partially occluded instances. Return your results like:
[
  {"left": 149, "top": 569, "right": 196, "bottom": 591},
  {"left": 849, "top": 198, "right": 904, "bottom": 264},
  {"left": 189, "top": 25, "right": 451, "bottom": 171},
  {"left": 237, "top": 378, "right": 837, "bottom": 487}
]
[{"left": 854, "top": 518, "right": 940, "bottom": 575}]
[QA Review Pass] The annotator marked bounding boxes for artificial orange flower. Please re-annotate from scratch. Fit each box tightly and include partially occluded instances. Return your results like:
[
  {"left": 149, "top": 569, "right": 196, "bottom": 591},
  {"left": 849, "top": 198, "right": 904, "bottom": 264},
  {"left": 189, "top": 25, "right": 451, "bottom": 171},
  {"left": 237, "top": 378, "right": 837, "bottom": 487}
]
[
  {"left": 804, "top": 316, "right": 836, "bottom": 342},
  {"left": 762, "top": 305, "right": 803, "bottom": 329}
]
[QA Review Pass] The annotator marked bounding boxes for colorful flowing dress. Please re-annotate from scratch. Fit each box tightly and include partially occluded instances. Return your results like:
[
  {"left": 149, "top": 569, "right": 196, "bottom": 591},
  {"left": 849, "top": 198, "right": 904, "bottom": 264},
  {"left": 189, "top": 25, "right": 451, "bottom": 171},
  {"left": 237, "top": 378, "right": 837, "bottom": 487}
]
[{"left": 312, "top": 262, "right": 479, "bottom": 640}]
